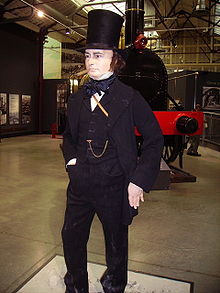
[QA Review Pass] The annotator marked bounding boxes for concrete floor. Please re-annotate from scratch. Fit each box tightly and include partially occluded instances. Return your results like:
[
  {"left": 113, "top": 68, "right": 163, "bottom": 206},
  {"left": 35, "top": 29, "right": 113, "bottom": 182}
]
[{"left": 0, "top": 135, "right": 220, "bottom": 293}]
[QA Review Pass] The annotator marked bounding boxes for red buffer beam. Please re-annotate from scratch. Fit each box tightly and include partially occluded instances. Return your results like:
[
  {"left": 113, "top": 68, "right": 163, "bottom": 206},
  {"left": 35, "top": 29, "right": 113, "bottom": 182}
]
[
  {"left": 135, "top": 111, "right": 204, "bottom": 136},
  {"left": 154, "top": 111, "right": 204, "bottom": 136}
]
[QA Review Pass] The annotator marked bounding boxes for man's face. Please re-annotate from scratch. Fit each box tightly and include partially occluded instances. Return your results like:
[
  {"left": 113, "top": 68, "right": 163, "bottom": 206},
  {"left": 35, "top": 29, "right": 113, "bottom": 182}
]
[{"left": 85, "top": 49, "right": 113, "bottom": 79}]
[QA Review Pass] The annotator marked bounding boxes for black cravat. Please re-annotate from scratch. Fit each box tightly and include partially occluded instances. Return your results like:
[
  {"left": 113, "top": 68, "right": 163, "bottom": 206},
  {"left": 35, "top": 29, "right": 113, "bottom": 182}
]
[{"left": 84, "top": 74, "right": 116, "bottom": 97}]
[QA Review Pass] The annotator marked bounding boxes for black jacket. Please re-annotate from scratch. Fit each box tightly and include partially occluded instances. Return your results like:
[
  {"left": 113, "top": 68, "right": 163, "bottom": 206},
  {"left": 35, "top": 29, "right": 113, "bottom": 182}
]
[{"left": 62, "top": 78, "right": 164, "bottom": 224}]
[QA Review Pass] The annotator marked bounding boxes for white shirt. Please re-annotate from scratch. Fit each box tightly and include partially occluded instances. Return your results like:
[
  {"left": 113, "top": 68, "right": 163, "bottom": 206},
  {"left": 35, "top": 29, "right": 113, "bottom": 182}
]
[{"left": 90, "top": 71, "right": 113, "bottom": 111}]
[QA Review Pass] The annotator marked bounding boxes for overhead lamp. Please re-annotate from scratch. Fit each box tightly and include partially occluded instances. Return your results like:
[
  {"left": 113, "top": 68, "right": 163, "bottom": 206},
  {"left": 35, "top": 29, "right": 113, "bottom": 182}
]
[
  {"left": 196, "top": 0, "right": 206, "bottom": 11},
  {"left": 65, "top": 28, "right": 71, "bottom": 35},
  {"left": 194, "top": 0, "right": 209, "bottom": 16},
  {"left": 37, "top": 10, "right": 44, "bottom": 18}
]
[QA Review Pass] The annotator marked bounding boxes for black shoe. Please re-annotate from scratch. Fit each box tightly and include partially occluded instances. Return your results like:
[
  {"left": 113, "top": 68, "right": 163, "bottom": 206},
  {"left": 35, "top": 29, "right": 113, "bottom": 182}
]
[{"left": 187, "top": 152, "right": 201, "bottom": 157}]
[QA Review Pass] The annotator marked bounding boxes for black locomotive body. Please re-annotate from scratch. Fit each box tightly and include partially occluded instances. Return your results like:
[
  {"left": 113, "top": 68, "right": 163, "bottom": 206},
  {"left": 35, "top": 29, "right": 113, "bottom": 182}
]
[
  {"left": 118, "top": 0, "right": 203, "bottom": 166},
  {"left": 119, "top": 48, "right": 168, "bottom": 111}
]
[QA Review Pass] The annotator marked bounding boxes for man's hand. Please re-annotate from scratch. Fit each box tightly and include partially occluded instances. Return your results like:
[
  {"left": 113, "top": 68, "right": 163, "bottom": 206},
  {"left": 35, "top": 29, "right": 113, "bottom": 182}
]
[{"left": 128, "top": 182, "right": 144, "bottom": 209}]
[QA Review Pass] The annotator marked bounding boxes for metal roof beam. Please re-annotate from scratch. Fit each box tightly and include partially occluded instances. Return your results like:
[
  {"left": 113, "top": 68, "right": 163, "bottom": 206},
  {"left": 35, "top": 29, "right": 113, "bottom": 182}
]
[
  {"left": 18, "top": 0, "right": 87, "bottom": 37},
  {"left": 0, "top": 15, "right": 32, "bottom": 23},
  {"left": 148, "top": 0, "right": 174, "bottom": 41},
  {"left": 166, "top": 0, "right": 181, "bottom": 18},
  {"left": 185, "top": 10, "right": 220, "bottom": 28},
  {"left": 3, "top": 0, "right": 15, "bottom": 7}
]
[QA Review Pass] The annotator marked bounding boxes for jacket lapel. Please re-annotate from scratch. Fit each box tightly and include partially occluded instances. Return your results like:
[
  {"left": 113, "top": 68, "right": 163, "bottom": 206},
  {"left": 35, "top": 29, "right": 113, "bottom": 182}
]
[
  {"left": 106, "top": 79, "right": 133, "bottom": 130},
  {"left": 100, "top": 91, "right": 113, "bottom": 106}
]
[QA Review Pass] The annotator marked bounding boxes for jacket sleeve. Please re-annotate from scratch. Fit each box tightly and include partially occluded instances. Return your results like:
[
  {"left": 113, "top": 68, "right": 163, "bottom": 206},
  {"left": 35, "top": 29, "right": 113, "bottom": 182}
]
[
  {"left": 130, "top": 90, "right": 164, "bottom": 192},
  {"left": 62, "top": 99, "right": 77, "bottom": 165}
]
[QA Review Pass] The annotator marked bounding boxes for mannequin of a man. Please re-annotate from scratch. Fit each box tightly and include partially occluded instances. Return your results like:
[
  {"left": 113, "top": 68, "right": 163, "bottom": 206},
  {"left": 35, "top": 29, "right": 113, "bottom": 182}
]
[
  {"left": 84, "top": 48, "right": 144, "bottom": 207},
  {"left": 62, "top": 9, "right": 163, "bottom": 293}
]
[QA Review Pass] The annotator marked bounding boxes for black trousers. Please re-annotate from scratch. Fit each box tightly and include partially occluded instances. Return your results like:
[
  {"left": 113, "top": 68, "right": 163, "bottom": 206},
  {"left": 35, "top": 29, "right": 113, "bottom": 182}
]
[
  {"left": 187, "top": 135, "right": 200, "bottom": 154},
  {"left": 62, "top": 162, "right": 128, "bottom": 293}
]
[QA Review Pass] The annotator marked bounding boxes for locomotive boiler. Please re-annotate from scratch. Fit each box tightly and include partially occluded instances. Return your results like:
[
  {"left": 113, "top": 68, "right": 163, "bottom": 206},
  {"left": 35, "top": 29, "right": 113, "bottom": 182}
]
[{"left": 118, "top": 0, "right": 203, "bottom": 168}]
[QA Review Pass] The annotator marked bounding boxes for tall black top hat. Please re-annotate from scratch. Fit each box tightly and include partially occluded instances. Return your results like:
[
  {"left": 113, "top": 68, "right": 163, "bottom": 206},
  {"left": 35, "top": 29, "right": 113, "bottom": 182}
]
[{"left": 86, "top": 9, "right": 124, "bottom": 50}]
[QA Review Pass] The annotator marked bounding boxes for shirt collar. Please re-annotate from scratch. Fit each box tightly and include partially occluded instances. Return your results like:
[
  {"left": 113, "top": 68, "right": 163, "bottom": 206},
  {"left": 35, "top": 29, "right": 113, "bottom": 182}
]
[{"left": 93, "top": 71, "right": 114, "bottom": 81}]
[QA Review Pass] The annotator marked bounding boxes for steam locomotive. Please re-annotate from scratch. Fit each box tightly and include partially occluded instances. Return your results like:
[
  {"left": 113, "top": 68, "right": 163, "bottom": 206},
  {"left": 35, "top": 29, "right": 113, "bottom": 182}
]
[{"left": 118, "top": 0, "right": 203, "bottom": 168}]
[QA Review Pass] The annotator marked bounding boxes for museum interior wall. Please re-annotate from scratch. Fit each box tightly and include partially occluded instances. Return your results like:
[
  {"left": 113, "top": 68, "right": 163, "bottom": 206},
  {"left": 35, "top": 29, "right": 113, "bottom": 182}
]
[{"left": 0, "top": 23, "right": 39, "bottom": 137}]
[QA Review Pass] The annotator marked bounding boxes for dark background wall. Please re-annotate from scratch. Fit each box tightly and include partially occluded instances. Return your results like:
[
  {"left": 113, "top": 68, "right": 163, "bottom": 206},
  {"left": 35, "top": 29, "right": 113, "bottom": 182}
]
[{"left": 0, "top": 23, "right": 39, "bottom": 137}]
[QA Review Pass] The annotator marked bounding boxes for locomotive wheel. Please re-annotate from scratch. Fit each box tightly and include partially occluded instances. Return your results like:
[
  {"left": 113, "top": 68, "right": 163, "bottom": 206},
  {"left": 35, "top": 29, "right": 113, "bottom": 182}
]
[{"left": 162, "top": 135, "right": 183, "bottom": 164}]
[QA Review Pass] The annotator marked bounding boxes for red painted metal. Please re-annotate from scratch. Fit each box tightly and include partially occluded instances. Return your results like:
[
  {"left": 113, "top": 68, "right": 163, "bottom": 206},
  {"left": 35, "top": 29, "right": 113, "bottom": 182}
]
[
  {"left": 51, "top": 123, "right": 58, "bottom": 138},
  {"left": 134, "top": 34, "right": 148, "bottom": 49},
  {"left": 135, "top": 111, "right": 204, "bottom": 136}
]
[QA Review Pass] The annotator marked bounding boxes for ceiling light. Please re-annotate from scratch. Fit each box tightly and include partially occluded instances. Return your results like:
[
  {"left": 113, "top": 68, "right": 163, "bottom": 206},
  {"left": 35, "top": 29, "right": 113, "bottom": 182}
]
[
  {"left": 65, "top": 28, "right": 71, "bottom": 35},
  {"left": 193, "top": 0, "right": 209, "bottom": 16},
  {"left": 196, "top": 0, "right": 206, "bottom": 11},
  {"left": 37, "top": 10, "right": 44, "bottom": 18}
]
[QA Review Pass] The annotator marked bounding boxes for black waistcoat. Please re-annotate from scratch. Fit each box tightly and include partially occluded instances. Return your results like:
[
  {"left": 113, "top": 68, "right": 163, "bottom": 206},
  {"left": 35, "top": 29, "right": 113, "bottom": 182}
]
[{"left": 76, "top": 94, "right": 118, "bottom": 164}]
